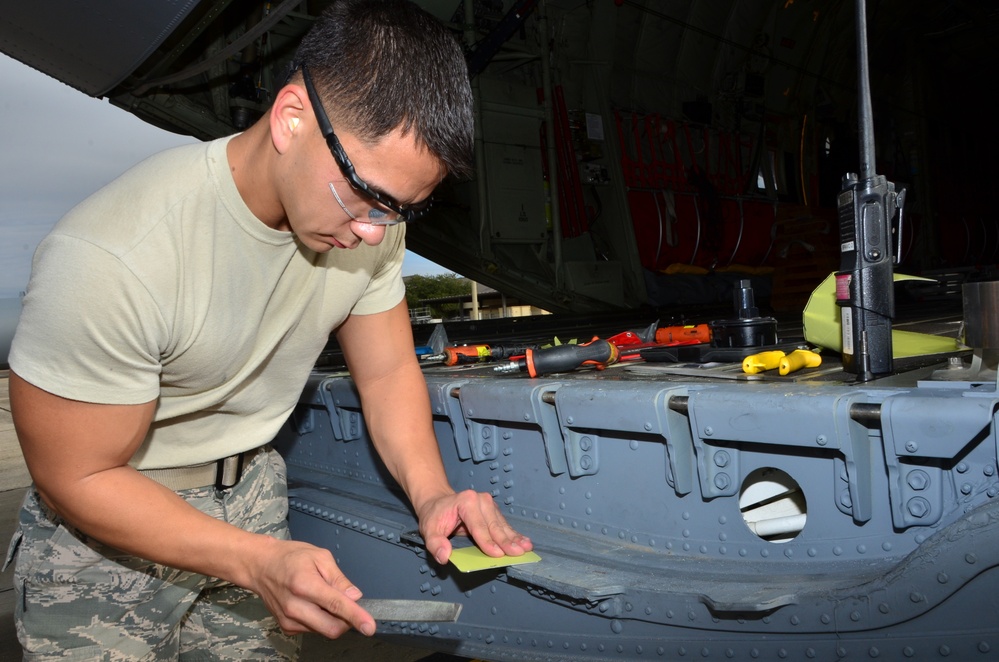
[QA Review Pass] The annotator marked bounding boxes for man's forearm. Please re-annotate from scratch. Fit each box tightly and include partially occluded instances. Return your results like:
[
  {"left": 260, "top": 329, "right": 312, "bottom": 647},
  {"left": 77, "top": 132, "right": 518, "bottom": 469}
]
[
  {"left": 36, "top": 466, "right": 279, "bottom": 588},
  {"left": 358, "top": 361, "right": 455, "bottom": 516}
]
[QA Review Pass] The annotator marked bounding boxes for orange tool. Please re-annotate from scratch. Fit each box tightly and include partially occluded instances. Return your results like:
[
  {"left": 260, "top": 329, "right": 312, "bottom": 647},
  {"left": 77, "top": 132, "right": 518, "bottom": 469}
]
[{"left": 655, "top": 324, "right": 711, "bottom": 346}]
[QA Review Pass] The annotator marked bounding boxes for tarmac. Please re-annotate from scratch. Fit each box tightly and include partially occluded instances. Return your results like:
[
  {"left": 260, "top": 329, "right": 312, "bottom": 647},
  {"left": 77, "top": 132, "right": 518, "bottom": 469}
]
[{"left": 0, "top": 370, "right": 442, "bottom": 661}]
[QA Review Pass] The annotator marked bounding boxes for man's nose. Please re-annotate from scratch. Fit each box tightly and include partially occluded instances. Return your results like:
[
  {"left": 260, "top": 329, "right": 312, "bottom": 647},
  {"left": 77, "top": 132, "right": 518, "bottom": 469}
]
[{"left": 350, "top": 220, "right": 387, "bottom": 246}]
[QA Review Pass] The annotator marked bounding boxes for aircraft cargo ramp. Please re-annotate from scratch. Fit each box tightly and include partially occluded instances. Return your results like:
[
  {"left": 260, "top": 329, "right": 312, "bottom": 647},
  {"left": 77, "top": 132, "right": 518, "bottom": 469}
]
[{"left": 274, "top": 309, "right": 999, "bottom": 661}]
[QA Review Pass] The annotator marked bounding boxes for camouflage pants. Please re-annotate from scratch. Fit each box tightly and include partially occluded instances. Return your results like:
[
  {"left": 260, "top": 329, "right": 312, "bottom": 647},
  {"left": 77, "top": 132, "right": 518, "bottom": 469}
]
[{"left": 4, "top": 447, "right": 302, "bottom": 661}]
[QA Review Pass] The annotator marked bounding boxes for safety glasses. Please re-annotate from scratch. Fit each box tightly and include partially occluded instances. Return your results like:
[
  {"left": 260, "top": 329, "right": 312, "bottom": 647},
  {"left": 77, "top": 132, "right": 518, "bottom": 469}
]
[{"left": 301, "top": 62, "right": 432, "bottom": 225}]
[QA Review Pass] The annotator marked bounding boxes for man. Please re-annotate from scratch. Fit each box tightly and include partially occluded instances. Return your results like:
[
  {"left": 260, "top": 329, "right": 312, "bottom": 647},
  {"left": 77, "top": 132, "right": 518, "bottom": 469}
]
[{"left": 5, "top": 1, "right": 531, "bottom": 658}]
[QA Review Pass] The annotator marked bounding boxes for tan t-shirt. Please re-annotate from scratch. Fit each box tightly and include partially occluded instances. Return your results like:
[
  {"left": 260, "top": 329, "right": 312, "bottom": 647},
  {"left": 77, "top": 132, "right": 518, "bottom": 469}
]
[{"left": 11, "top": 136, "right": 405, "bottom": 469}]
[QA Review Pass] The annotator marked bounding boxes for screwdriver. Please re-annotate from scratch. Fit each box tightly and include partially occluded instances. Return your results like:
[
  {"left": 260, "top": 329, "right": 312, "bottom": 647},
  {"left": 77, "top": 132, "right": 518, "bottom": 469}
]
[
  {"left": 494, "top": 338, "right": 620, "bottom": 377},
  {"left": 742, "top": 349, "right": 822, "bottom": 375},
  {"left": 778, "top": 349, "right": 822, "bottom": 375},
  {"left": 438, "top": 344, "right": 537, "bottom": 366},
  {"left": 742, "top": 350, "right": 786, "bottom": 374}
]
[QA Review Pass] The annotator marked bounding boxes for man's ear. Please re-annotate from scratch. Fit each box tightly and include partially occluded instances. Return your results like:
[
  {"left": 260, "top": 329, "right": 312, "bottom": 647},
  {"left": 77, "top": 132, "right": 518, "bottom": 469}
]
[{"left": 270, "top": 84, "right": 307, "bottom": 154}]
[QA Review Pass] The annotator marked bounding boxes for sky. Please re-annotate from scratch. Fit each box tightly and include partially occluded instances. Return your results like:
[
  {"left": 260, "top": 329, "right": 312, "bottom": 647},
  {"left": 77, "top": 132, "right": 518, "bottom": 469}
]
[{"left": 0, "top": 54, "right": 450, "bottom": 299}]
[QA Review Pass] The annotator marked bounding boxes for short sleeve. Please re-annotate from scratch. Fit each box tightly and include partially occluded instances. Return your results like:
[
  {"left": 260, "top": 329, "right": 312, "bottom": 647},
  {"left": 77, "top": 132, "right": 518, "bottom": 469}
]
[{"left": 10, "top": 234, "right": 167, "bottom": 405}]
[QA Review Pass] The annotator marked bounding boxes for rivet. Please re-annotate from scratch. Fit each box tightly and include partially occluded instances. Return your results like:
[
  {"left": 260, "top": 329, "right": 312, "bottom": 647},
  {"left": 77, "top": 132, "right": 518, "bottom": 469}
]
[{"left": 704, "top": 427, "right": 714, "bottom": 436}]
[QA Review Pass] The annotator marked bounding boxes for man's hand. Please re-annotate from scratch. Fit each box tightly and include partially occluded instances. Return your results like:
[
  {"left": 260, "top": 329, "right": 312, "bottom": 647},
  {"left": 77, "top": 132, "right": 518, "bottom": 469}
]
[
  {"left": 417, "top": 489, "right": 533, "bottom": 566},
  {"left": 337, "top": 303, "right": 534, "bottom": 569},
  {"left": 11, "top": 372, "right": 378, "bottom": 640},
  {"left": 247, "top": 538, "right": 377, "bottom": 638}
]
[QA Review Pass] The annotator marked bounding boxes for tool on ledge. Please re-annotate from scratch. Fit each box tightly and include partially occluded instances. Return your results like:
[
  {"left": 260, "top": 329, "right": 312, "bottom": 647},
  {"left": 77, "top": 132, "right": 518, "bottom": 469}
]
[
  {"left": 494, "top": 337, "right": 620, "bottom": 377},
  {"left": 655, "top": 323, "right": 711, "bottom": 346},
  {"left": 429, "top": 343, "right": 538, "bottom": 366},
  {"left": 743, "top": 349, "right": 822, "bottom": 376},
  {"left": 356, "top": 598, "right": 462, "bottom": 622}
]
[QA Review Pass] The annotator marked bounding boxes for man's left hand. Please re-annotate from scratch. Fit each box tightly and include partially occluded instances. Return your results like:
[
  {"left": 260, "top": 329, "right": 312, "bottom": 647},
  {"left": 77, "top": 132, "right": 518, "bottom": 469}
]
[{"left": 417, "top": 489, "right": 533, "bottom": 566}]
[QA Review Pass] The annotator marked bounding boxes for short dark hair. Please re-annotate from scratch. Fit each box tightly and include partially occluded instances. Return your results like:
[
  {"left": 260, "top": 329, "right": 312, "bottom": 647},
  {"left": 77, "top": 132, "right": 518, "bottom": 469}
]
[{"left": 294, "top": 0, "right": 474, "bottom": 179}]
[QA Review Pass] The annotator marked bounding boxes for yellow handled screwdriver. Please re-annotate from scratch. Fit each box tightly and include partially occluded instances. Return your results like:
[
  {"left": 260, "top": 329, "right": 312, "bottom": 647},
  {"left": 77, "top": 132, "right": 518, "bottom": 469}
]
[
  {"left": 779, "top": 349, "right": 822, "bottom": 375},
  {"left": 742, "top": 350, "right": 786, "bottom": 374}
]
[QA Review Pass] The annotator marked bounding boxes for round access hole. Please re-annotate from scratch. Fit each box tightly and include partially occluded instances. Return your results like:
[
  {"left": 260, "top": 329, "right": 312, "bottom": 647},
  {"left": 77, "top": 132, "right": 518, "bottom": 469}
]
[{"left": 739, "top": 467, "right": 806, "bottom": 543}]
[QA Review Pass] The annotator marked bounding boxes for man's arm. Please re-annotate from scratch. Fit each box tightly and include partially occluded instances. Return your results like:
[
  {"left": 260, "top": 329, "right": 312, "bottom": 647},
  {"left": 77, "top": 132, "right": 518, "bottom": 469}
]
[
  {"left": 10, "top": 371, "right": 377, "bottom": 638},
  {"left": 336, "top": 299, "right": 532, "bottom": 564}
]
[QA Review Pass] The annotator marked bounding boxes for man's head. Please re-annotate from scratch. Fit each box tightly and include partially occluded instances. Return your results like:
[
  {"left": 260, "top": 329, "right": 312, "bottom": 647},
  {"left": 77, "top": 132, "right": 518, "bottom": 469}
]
[{"left": 293, "top": 0, "right": 474, "bottom": 181}]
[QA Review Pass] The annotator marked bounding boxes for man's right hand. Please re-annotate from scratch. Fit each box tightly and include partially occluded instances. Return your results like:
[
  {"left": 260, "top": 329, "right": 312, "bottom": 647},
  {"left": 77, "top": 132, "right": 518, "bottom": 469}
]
[{"left": 247, "top": 537, "right": 377, "bottom": 637}]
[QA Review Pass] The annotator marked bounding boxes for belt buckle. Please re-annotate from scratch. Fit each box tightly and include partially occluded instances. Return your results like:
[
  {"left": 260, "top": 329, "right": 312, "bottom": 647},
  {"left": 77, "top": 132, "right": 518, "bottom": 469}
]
[{"left": 214, "top": 452, "right": 246, "bottom": 491}]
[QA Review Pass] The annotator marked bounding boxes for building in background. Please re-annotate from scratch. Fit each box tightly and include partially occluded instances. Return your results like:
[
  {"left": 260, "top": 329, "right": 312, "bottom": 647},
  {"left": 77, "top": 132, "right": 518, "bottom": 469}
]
[{"left": 408, "top": 278, "right": 549, "bottom": 323}]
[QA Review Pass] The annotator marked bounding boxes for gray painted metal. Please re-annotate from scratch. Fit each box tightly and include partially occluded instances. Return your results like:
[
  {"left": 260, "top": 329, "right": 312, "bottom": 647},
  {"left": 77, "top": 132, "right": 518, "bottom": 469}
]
[
  {"left": 0, "top": 0, "right": 202, "bottom": 96},
  {"left": 274, "top": 367, "right": 999, "bottom": 660},
  {"left": 357, "top": 599, "right": 462, "bottom": 623}
]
